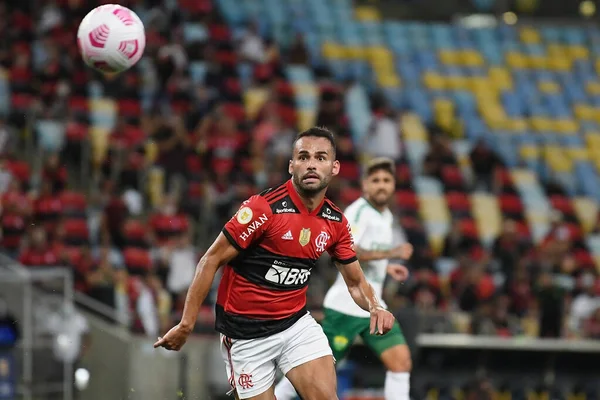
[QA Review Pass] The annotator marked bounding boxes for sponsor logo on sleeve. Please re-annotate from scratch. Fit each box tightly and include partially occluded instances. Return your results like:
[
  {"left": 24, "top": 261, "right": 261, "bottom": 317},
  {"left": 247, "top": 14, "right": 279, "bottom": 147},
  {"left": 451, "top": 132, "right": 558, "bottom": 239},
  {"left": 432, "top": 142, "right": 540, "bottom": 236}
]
[
  {"left": 238, "top": 214, "right": 268, "bottom": 241},
  {"left": 320, "top": 207, "right": 341, "bottom": 222}
]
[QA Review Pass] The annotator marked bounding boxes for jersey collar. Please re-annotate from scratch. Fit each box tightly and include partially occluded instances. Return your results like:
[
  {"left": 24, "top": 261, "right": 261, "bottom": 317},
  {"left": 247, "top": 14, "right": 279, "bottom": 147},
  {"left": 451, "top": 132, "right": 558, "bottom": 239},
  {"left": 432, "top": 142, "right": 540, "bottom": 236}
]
[{"left": 286, "top": 179, "right": 326, "bottom": 216}]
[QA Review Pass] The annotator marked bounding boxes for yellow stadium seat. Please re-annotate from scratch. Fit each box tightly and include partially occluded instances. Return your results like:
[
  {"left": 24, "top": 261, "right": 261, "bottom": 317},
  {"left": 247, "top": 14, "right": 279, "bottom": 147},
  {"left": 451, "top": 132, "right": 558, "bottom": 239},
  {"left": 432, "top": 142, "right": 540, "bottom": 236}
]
[
  {"left": 148, "top": 167, "right": 165, "bottom": 209},
  {"left": 506, "top": 52, "right": 528, "bottom": 69},
  {"left": 400, "top": 113, "right": 428, "bottom": 141},
  {"left": 555, "top": 119, "right": 579, "bottom": 133},
  {"left": 438, "top": 50, "right": 461, "bottom": 65},
  {"left": 429, "top": 235, "right": 445, "bottom": 257},
  {"left": 538, "top": 81, "right": 560, "bottom": 94},
  {"left": 505, "top": 118, "right": 528, "bottom": 131},
  {"left": 244, "top": 88, "right": 270, "bottom": 120},
  {"left": 297, "top": 110, "right": 316, "bottom": 132},
  {"left": 530, "top": 117, "right": 553, "bottom": 132},
  {"left": 376, "top": 73, "right": 401, "bottom": 88},
  {"left": 145, "top": 140, "right": 158, "bottom": 164},
  {"left": 511, "top": 169, "right": 537, "bottom": 185},
  {"left": 596, "top": 59, "right": 600, "bottom": 76},
  {"left": 574, "top": 104, "right": 596, "bottom": 120},
  {"left": 569, "top": 45, "right": 589, "bottom": 59},
  {"left": 586, "top": 134, "right": 600, "bottom": 150},
  {"left": 566, "top": 147, "right": 589, "bottom": 162},
  {"left": 488, "top": 67, "right": 513, "bottom": 90},
  {"left": 366, "top": 46, "right": 390, "bottom": 62},
  {"left": 586, "top": 82, "right": 600, "bottom": 95},
  {"left": 520, "top": 26, "right": 541, "bottom": 43},
  {"left": 462, "top": 50, "right": 484, "bottom": 67},
  {"left": 322, "top": 42, "right": 345, "bottom": 59},
  {"left": 528, "top": 56, "right": 548, "bottom": 70},
  {"left": 293, "top": 83, "right": 318, "bottom": 99},
  {"left": 346, "top": 45, "right": 365, "bottom": 59},
  {"left": 0, "top": 67, "right": 7, "bottom": 80},
  {"left": 89, "top": 127, "right": 109, "bottom": 166},
  {"left": 354, "top": 6, "right": 381, "bottom": 21},
  {"left": 423, "top": 72, "right": 446, "bottom": 90},
  {"left": 471, "top": 194, "right": 502, "bottom": 241},
  {"left": 574, "top": 197, "right": 598, "bottom": 233},
  {"left": 446, "top": 76, "right": 469, "bottom": 90},
  {"left": 419, "top": 195, "right": 450, "bottom": 223}
]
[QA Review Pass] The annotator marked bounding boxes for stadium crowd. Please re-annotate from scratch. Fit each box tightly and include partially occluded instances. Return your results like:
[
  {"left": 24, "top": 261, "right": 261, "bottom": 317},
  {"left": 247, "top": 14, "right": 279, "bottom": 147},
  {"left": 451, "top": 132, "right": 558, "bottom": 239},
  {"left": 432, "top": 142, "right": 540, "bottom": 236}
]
[{"left": 0, "top": 0, "right": 599, "bottom": 342}]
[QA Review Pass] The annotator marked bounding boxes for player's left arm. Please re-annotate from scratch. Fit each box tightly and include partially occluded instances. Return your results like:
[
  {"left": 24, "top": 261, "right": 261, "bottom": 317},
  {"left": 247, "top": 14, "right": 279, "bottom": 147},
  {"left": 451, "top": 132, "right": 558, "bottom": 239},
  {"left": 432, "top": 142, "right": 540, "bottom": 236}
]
[{"left": 329, "top": 217, "right": 395, "bottom": 335}]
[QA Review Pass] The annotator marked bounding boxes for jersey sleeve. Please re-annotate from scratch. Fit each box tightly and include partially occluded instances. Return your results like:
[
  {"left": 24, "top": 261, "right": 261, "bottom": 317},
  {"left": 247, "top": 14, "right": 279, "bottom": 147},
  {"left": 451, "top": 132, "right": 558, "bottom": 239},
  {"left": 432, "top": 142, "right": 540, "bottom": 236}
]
[
  {"left": 222, "top": 195, "right": 272, "bottom": 251},
  {"left": 344, "top": 205, "right": 370, "bottom": 247},
  {"left": 328, "top": 215, "right": 358, "bottom": 265}
]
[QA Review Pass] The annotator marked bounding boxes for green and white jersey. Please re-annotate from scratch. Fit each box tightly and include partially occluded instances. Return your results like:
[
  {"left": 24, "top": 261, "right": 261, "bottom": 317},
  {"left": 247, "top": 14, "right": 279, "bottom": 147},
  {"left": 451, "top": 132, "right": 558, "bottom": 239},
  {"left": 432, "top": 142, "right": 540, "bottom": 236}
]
[{"left": 323, "top": 197, "right": 397, "bottom": 318}]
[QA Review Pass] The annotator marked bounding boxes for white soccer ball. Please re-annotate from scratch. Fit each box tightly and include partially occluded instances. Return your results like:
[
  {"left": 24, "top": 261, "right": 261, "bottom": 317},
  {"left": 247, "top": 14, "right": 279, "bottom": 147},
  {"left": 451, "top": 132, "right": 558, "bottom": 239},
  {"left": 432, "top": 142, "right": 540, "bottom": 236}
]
[{"left": 77, "top": 4, "right": 146, "bottom": 74}]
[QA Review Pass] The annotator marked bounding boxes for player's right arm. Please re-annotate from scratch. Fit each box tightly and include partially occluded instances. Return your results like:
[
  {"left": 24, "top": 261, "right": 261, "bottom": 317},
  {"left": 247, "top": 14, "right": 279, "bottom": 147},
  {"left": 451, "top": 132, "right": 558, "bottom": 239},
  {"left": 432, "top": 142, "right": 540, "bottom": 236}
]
[
  {"left": 153, "top": 233, "right": 239, "bottom": 350},
  {"left": 154, "top": 196, "right": 272, "bottom": 351}
]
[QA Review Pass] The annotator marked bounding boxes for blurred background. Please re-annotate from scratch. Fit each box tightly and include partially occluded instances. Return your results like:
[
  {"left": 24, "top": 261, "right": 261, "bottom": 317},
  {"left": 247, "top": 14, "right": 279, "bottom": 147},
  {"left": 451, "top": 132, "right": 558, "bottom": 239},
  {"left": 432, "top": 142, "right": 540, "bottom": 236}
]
[{"left": 1, "top": 0, "right": 600, "bottom": 399}]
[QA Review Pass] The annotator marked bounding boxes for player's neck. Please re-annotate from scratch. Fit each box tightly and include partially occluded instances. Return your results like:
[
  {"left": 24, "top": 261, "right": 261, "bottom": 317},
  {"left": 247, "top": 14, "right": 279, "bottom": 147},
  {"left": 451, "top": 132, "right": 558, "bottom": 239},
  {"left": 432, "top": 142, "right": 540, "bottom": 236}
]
[
  {"left": 365, "top": 197, "right": 387, "bottom": 213},
  {"left": 292, "top": 182, "right": 326, "bottom": 212}
]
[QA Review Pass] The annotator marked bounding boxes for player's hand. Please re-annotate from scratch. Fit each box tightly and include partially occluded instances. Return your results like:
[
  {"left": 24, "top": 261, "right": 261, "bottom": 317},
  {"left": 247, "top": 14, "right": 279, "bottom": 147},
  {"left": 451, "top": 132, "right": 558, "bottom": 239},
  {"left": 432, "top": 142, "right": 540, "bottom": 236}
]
[
  {"left": 389, "top": 243, "right": 413, "bottom": 260},
  {"left": 387, "top": 263, "right": 410, "bottom": 282},
  {"left": 153, "top": 323, "right": 192, "bottom": 351},
  {"left": 369, "top": 306, "right": 395, "bottom": 336}
]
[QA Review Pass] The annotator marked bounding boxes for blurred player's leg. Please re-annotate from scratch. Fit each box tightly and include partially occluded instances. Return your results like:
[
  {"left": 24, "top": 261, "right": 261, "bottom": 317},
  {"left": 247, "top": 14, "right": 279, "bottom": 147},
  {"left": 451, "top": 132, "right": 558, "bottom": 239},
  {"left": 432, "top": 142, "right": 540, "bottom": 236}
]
[
  {"left": 362, "top": 321, "right": 411, "bottom": 400},
  {"left": 273, "top": 377, "right": 298, "bottom": 400},
  {"left": 380, "top": 344, "right": 411, "bottom": 400}
]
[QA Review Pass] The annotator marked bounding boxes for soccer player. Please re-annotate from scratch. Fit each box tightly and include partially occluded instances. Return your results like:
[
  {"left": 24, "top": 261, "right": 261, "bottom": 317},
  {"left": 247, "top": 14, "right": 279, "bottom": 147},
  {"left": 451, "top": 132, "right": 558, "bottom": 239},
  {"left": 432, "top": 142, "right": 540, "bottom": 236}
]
[
  {"left": 274, "top": 157, "right": 413, "bottom": 400},
  {"left": 154, "top": 127, "right": 396, "bottom": 400}
]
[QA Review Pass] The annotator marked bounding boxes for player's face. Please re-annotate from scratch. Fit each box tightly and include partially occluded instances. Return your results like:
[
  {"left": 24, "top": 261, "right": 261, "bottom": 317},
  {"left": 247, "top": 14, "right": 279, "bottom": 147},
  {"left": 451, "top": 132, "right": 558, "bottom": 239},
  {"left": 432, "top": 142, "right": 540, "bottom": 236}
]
[
  {"left": 363, "top": 169, "right": 395, "bottom": 207},
  {"left": 289, "top": 136, "right": 340, "bottom": 196}
]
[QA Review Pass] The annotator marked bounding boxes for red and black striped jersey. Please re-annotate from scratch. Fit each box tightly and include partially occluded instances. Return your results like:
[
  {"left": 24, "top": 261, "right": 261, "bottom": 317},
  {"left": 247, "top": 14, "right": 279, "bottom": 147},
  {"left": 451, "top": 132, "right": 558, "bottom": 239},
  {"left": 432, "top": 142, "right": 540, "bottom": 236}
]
[{"left": 217, "top": 179, "right": 357, "bottom": 339}]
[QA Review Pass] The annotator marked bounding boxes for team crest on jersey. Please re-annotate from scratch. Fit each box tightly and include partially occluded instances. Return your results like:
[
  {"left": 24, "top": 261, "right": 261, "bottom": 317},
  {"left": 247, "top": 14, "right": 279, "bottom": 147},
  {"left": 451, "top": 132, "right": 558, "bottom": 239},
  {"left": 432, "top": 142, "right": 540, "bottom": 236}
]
[
  {"left": 299, "top": 228, "right": 311, "bottom": 246},
  {"left": 236, "top": 207, "right": 253, "bottom": 225},
  {"left": 315, "top": 231, "right": 330, "bottom": 253}
]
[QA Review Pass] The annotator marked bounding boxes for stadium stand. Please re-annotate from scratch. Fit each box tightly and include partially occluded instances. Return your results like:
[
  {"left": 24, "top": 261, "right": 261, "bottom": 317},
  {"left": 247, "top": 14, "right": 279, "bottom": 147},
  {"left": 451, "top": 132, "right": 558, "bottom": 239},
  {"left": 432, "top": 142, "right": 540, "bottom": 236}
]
[{"left": 1, "top": 0, "right": 600, "bottom": 398}]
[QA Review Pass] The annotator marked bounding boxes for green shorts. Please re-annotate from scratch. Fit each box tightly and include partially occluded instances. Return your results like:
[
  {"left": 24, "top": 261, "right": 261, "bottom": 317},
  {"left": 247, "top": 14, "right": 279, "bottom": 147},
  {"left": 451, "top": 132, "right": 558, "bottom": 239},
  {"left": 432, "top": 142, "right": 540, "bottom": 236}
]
[{"left": 321, "top": 307, "right": 406, "bottom": 361}]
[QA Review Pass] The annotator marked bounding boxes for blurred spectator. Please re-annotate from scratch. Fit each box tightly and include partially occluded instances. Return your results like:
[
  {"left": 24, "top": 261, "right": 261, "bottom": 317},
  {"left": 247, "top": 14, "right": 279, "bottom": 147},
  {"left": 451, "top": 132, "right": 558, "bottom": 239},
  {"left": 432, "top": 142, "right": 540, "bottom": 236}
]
[
  {"left": 569, "top": 273, "right": 600, "bottom": 335},
  {"left": 361, "top": 94, "right": 402, "bottom": 162},
  {"left": 238, "top": 22, "right": 266, "bottom": 64},
  {"left": 582, "top": 307, "right": 600, "bottom": 339},
  {"left": 0, "top": 296, "right": 19, "bottom": 349},
  {"left": 469, "top": 139, "right": 502, "bottom": 192},
  {"left": 535, "top": 272, "right": 567, "bottom": 338},
  {"left": 19, "top": 227, "right": 60, "bottom": 267},
  {"left": 288, "top": 34, "right": 309, "bottom": 65},
  {"left": 423, "top": 135, "right": 457, "bottom": 179},
  {"left": 442, "top": 220, "right": 478, "bottom": 258}
]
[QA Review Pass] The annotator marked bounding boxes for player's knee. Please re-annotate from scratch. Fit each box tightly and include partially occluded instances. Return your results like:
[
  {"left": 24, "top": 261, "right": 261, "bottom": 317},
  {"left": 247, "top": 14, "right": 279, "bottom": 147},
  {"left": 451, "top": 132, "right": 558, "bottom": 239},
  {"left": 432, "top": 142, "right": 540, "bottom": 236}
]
[{"left": 383, "top": 346, "right": 412, "bottom": 373}]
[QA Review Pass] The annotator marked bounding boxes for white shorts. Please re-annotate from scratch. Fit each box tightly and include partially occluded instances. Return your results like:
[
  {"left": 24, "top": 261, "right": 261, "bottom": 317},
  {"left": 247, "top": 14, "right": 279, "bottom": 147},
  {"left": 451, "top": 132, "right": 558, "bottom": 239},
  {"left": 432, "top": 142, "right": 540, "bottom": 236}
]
[{"left": 219, "top": 312, "right": 333, "bottom": 399}]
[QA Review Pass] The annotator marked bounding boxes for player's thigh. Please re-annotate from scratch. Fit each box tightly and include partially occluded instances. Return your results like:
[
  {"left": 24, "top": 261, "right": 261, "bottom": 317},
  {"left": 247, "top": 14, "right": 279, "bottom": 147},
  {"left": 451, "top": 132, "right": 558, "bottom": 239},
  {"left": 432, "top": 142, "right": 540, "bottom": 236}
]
[
  {"left": 285, "top": 355, "right": 337, "bottom": 400},
  {"left": 278, "top": 313, "right": 338, "bottom": 400},
  {"left": 321, "top": 308, "right": 364, "bottom": 362},
  {"left": 361, "top": 321, "right": 412, "bottom": 372},
  {"left": 220, "top": 334, "right": 279, "bottom": 399},
  {"left": 232, "top": 387, "right": 276, "bottom": 400}
]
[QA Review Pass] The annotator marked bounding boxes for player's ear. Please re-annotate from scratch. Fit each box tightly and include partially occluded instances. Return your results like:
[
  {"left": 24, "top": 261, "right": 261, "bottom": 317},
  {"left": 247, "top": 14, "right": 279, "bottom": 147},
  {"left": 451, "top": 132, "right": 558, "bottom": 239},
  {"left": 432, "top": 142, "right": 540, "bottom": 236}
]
[
  {"left": 288, "top": 159, "right": 293, "bottom": 175},
  {"left": 332, "top": 160, "right": 340, "bottom": 177}
]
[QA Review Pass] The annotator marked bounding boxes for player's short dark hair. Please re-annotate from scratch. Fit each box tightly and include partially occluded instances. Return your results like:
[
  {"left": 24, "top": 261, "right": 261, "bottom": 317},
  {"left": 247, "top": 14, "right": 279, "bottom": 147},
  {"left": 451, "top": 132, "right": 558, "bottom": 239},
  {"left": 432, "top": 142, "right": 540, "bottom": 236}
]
[
  {"left": 363, "top": 157, "right": 395, "bottom": 179},
  {"left": 293, "top": 126, "right": 337, "bottom": 157}
]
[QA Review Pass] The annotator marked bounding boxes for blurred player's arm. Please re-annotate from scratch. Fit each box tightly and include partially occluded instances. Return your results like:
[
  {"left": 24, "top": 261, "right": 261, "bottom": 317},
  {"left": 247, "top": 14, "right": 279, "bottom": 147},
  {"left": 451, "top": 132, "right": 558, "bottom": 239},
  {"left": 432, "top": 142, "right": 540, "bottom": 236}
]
[
  {"left": 179, "top": 233, "right": 239, "bottom": 332},
  {"left": 355, "top": 243, "right": 413, "bottom": 262},
  {"left": 334, "top": 259, "right": 382, "bottom": 312}
]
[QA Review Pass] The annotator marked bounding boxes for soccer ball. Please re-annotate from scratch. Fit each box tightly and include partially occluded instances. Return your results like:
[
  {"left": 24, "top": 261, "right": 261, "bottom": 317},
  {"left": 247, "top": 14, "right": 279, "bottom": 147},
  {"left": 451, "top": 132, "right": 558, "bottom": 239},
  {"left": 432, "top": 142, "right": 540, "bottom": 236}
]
[{"left": 77, "top": 4, "right": 145, "bottom": 74}]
